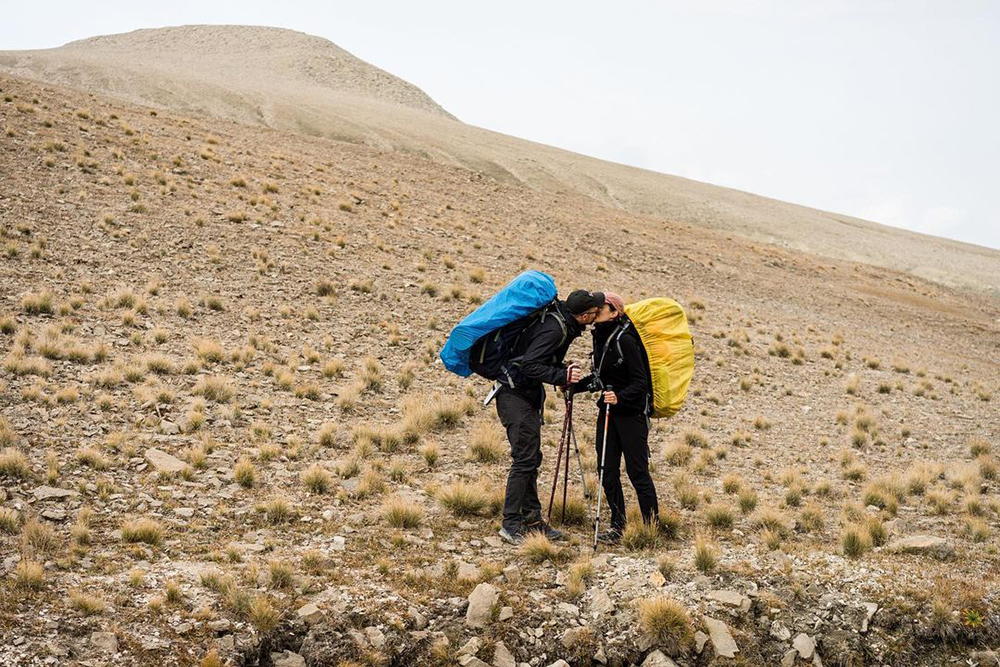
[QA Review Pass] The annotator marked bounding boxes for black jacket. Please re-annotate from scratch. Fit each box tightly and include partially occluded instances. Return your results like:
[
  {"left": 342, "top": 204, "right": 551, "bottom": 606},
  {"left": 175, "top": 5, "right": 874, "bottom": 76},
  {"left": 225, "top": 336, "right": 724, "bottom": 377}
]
[
  {"left": 507, "top": 300, "right": 585, "bottom": 406},
  {"left": 578, "top": 316, "right": 651, "bottom": 415}
]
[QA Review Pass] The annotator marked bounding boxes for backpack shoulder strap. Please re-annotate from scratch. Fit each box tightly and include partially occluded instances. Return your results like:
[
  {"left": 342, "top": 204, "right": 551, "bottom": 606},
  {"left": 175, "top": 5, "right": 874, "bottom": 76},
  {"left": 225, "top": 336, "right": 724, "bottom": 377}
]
[{"left": 541, "top": 304, "right": 569, "bottom": 349}]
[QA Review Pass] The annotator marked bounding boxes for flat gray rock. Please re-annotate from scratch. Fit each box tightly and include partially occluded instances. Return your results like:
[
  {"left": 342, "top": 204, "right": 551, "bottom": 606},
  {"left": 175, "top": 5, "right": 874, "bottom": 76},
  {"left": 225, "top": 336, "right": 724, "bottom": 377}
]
[
  {"left": 270, "top": 651, "right": 305, "bottom": 667},
  {"left": 641, "top": 650, "right": 679, "bottom": 667},
  {"left": 708, "top": 589, "right": 752, "bottom": 612},
  {"left": 144, "top": 447, "right": 187, "bottom": 474},
  {"left": 32, "top": 486, "right": 80, "bottom": 501},
  {"left": 793, "top": 633, "right": 815, "bottom": 659},
  {"left": 90, "top": 631, "right": 118, "bottom": 654},
  {"left": 704, "top": 617, "right": 738, "bottom": 658},
  {"left": 887, "top": 535, "right": 953, "bottom": 559},
  {"left": 466, "top": 582, "right": 499, "bottom": 628},
  {"left": 493, "top": 641, "right": 516, "bottom": 667}
]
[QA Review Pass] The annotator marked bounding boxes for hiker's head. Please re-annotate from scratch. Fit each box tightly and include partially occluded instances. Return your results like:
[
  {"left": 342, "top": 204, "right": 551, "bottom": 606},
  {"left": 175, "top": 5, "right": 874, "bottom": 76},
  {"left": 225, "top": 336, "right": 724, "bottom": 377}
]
[
  {"left": 595, "top": 291, "right": 625, "bottom": 323},
  {"left": 565, "top": 290, "right": 604, "bottom": 326}
]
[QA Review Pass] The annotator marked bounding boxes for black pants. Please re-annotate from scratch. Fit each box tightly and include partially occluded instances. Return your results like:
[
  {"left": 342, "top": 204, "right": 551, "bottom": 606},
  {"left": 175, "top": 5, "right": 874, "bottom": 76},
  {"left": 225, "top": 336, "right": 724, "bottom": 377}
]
[
  {"left": 496, "top": 389, "right": 544, "bottom": 532},
  {"left": 595, "top": 406, "right": 658, "bottom": 530}
]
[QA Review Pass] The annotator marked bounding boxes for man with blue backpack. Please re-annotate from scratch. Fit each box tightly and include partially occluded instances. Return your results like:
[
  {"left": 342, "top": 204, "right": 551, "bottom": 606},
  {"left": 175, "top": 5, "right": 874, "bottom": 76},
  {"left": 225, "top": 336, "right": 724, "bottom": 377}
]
[
  {"left": 439, "top": 272, "right": 605, "bottom": 544},
  {"left": 491, "top": 289, "right": 604, "bottom": 544}
]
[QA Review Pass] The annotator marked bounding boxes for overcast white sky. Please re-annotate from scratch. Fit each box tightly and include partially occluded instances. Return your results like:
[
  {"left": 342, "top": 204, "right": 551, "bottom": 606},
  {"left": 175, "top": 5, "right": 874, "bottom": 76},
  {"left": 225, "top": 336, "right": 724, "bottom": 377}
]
[{"left": 4, "top": 1, "right": 999, "bottom": 249}]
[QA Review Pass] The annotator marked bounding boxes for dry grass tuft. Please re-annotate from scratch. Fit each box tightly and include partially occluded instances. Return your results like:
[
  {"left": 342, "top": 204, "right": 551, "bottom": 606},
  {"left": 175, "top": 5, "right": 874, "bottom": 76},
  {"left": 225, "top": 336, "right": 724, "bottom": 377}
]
[
  {"left": 121, "top": 518, "right": 164, "bottom": 545},
  {"left": 437, "top": 481, "right": 488, "bottom": 517},
  {"left": 637, "top": 596, "right": 695, "bottom": 655},
  {"left": 0, "top": 446, "right": 31, "bottom": 478},
  {"left": 382, "top": 497, "right": 424, "bottom": 528}
]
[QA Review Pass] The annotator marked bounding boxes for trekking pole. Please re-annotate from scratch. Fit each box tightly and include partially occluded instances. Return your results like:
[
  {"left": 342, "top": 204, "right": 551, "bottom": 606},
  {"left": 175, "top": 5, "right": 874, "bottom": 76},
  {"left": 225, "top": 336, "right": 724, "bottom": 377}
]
[
  {"left": 570, "top": 422, "right": 592, "bottom": 523},
  {"left": 561, "top": 393, "right": 572, "bottom": 523},
  {"left": 546, "top": 396, "right": 572, "bottom": 523},
  {"left": 593, "top": 386, "right": 612, "bottom": 551}
]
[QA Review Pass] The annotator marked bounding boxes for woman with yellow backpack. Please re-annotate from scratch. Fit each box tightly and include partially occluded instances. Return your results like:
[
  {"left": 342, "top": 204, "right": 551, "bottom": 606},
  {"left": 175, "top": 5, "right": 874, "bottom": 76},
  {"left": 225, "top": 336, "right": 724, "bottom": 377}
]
[{"left": 574, "top": 291, "right": 659, "bottom": 544}]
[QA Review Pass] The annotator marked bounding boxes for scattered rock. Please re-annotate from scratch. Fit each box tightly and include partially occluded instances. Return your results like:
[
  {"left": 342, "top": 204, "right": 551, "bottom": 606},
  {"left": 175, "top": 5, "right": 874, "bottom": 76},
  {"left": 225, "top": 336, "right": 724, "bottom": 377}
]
[
  {"left": 649, "top": 571, "right": 666, "bottom": 587},
  {"left": 457, "top": 561, "right": 480, "bottom": 581},
  {"left": 641, "top": 650, "right": 678, "bottom": 667},
  {"left": 457, "top": 637, "right": 482, "bottom": 658},
  {"left": 296, "top": 603, "right": 324, "bottom": 625},
  {"left": 144, "top": 448, "right": 187, "bottom": 474},
  {"left": 498, "top": 606, "right": 514, "bottom": 621},
  {"left": 782, "top": 649, "right": 799, "bottom": 667},
  {"left": 409, "top": 608, "right": 427, "bottom": 630},
  {"left": 704, "top": 617, "right": 739, "bottom": 658},
  {"left": 466, "top": 583, "right": 499, "bottom": 628},
  {"left": 694, "top": 630, "right": 709, "bottom": 654},
  {"left": 708, "top": 589, "right": 752, "bottom": 613},
  {"left": 503, "top": 564, "right": 521, "bottom": 583},
  {"left": 589, "top": 589, "right": 614, "bottom": 615},
  {"left": 546, "top": 661, "right": 570, "bottom": 667},
  {"left": 493, "top": 640, "right": 516, "bottom": 667},
  {"left": 270, "top": 650, "right": 306, "bottom": 667},
  {"left": 459, "top": 657, "right": 490, "bottom": 667},
  {"left": 90, "top": 631, "right": 117, "bottom": 654},
  {"left": 32, "top": 486, "right": 80, "bottom": 501},
  {"left": 770, "top": 620, "right": 792, "bottom": 641},
  {"left": 331, "top": 536, "right": 346, "bottom": 551},
  {"left": 793, "top": 633, "right": 816, "bottom": 660},
  {"left": 861, "top": 603, "right": 878, "bottom": 633},
  {"left": 159, "top": 420, "right": 180, "bottom": 435},
  {"left": 887, "top": 535, "right": 954, "bottom": 559},
  {"left": 562, "top": 626, "right": 590, "bottom": 650}
]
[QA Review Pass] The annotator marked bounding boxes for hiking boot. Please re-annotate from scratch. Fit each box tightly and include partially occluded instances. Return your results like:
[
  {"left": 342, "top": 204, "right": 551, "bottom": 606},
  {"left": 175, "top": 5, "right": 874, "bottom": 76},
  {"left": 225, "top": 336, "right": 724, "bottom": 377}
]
[
  {"left": 525, "top": 520, "right": 564, "bottom": 542},
  {"left": 597, "top": 528, "right": 623, "bottom": 544},
  {"left": 498, "top": 526, "right": 526, "bottom": 545}
]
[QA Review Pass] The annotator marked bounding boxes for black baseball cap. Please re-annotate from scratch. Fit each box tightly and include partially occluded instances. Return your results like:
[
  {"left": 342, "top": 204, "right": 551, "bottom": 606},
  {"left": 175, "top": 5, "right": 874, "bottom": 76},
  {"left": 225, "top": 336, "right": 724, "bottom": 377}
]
[{"left": 565, "top": 290, "right": 605, "bottom": 315}]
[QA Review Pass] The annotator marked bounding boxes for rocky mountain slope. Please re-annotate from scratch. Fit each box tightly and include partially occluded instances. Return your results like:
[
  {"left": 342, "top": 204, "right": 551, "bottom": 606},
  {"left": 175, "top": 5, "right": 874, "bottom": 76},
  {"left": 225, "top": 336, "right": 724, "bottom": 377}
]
[
  {"left": 0, "top": 62, "right": 998, "bottom": 666},
  {"left": 2, "top": 26, "right": 998, "bottom": 297}
]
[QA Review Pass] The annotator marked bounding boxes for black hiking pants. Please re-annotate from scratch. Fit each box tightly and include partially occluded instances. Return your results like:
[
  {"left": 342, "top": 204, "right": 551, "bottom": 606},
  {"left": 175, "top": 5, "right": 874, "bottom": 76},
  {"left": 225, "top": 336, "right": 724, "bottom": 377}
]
[
  {"left": 595, "top": 406, "right": 658, "bottom": 530},
  {"left": 496, "top": 389, "right": 544, "bottom": 532}
]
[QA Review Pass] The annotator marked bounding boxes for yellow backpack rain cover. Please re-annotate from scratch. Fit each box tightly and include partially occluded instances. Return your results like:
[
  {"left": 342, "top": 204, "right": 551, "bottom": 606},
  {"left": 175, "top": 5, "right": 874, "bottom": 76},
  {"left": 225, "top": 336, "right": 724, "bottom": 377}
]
[{"left": 624, "top": 298, "right": 695, "bottom": 418}]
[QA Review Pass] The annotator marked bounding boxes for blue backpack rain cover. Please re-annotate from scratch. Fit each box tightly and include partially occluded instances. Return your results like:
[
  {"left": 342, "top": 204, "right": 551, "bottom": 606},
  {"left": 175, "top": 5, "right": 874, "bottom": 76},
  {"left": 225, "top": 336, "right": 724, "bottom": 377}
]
[{"left": 440, "top": 270, "right": 558, "bottom": 377}]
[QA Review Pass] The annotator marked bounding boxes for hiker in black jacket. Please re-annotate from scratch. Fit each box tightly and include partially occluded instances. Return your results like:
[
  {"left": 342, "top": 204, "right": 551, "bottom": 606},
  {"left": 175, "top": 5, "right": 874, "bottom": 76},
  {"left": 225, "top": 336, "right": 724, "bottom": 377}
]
[
  {"left": 497, "top": 289, "right": 605, "bottom": 545},
  {"left": 575, "top": 291, "right": 659, "bottom": 543}
]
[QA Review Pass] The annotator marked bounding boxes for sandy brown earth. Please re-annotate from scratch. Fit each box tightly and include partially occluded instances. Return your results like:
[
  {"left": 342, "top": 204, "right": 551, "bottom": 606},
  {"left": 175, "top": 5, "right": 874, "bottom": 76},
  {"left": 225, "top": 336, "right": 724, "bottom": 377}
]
[
  {"left": 2, "top": 26, "right": 999, "bottom": 298},
  {"left": 0, "top": 60, "right": 999, "bottom": 666}
]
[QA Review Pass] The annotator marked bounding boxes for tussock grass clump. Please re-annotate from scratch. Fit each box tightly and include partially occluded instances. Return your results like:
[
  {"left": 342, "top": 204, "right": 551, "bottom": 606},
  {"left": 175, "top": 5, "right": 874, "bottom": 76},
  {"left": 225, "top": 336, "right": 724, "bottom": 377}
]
[
  {"left": 0, "top": 446, "right": 30, "bottom": 478},
  {"left": 550, "top": 496, "right": 588, "bottom": 527},
  {"left": 354, "top": 469, "right": 387, "bottom": 499},
  {"left": 267, "top": 561, "right": 293, "bottom": 590},
  {"left": 21, "top": 290, "right": 54, "bottom": 314},
  {"left": 841, "top": 524, "right": 872, "bottom": 558},
  {"left": 693, "top": 534, "right": 718, "bottom": 573},
  {"left": 721, "top": 473, "right": 742, "bottom": 494},
  {"left": 969, "top": 437, "right": 991, "bottom": 458},
  {"left": 69, "top": 591, "right": 106, "bottom": 616},
  {"left": 437, "top": 481, "right": 488, "bottom": 517},
  {"left": 322, "top": 357, "right": 345, "bottom": 378},
  {"left": 468, "top": 421, "right": 505, "bottom": 463},
  {"left": 402, "top": 395, "right": 467, "bottom": 439},
  {"left": 657, "top": 509, "right": 682, "bottom": 539},
  {"left": 76, "top": 447, "right": 109, "bottom": 470},
  {"left": 420, "top": 443, "right": 440, "bottom": 468},
  {"left": 234, "top": 458, "right": 256, "bottom": 488},
  {"left": 248, "top": 594, "right": 280, "bottom": 634},
  {"left": 317, "top": 422, "right": 338, "bottom": 447},
  {"left": 302, "top": 464, "right": 333, "bottom": 494},
  {"left": 193, "top": 375, "right": 235, "bottom": 402},
  {"left": 797, "top": 504, "right": 825, "bottom": 533},
  {"left": 1, "top": 415, "right": 19, "bottom": 446},
  {"left": 121, "top": 518, "right": 164, "bottom": 546},
  {"left": 683, "top": 430, "right": 709, "bottom": 448},
  {"left": 705, "top": 503, "right": 736, "bottom": 529},
  {"left": 22, "top": 519, "right": 58, "bottom": 555},
  {"left": 382, "top": 497, "right": 424, "bottom": 528},
  {"left": 521, "top": 532, "right": 561, "bottom": 564},
  {"left": 676, "top": 484, "right": 700, "bottom": 510},
  {"left": 621, "top": 519, "right": 660, "bottom": 551},
  {"left": 665, "top": 442, "right": 692, "bottom": 466},
  {"left": 752, "top": 507, "right": 790, "bottom": 536},
  {"left": 637, "top": 596, "right": 694, "bottom": 655},
  {"left": 0, "top": 507, "right": 20, "bottom": 534},
  {"left": 14, "top": 560, "right": 45, "bottom": 590},
  {"left": 262, "top": 497, "right": 292, "bottom": 524}
]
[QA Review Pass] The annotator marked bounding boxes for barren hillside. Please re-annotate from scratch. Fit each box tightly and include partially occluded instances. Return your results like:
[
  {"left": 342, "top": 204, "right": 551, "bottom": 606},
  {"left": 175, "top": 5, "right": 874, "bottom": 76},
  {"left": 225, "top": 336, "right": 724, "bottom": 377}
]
[
  {"left": 2, "top": 26, "right": 998, "bottom": 297},
  {"left": 1, "top": 70, "right": 999, "bottom": 667}
]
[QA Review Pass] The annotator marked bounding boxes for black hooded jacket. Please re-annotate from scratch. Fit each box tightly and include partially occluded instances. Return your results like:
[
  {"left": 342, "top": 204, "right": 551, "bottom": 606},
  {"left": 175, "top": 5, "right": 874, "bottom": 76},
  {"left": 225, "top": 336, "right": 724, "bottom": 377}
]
[
  {"left": 507, "top": 300, "right": 585, "bottom": 406},
  {"left": 578, "top": 315, "right": 651, "bottom": 415}
]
